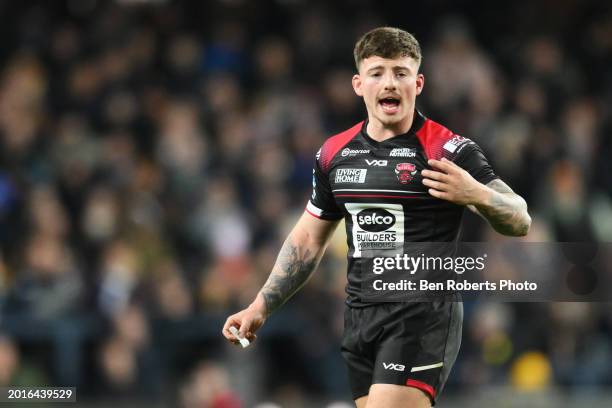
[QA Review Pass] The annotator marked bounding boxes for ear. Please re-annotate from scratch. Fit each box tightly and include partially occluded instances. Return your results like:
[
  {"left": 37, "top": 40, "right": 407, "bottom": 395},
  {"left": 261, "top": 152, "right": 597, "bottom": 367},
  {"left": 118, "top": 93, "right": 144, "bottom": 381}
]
[
  {"left": 352, "top": 74, "right": 363, "bottom": 97},
  {"left": 415, "top": 73, "right": 425, "bottom": 96}
]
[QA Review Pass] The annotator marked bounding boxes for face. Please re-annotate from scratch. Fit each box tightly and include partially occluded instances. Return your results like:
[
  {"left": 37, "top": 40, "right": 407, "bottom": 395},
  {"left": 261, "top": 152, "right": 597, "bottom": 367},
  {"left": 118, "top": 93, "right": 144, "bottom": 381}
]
[{"left": 352, "top": 55, "right": 424, "bottom": 131}]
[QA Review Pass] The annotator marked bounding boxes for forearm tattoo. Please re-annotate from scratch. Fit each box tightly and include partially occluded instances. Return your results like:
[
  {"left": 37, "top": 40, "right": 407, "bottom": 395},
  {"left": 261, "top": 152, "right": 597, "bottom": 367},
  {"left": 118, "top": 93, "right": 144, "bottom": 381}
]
[
  {"left": 261, "top": 240, "right": 320, "bottom": 316},
  {"left": 476, "top": 179, "right": 531, "bottom": 236}
]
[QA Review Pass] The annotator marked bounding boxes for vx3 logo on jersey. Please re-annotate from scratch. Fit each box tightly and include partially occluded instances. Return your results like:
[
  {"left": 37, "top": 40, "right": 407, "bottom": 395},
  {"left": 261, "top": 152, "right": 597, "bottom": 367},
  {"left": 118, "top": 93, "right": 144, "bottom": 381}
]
[
  {"left": 365, "top": 159, "right": 388, "bottom": 166},
  {"left": 382, "top": 362, "right": 406, "bottom": 371}
]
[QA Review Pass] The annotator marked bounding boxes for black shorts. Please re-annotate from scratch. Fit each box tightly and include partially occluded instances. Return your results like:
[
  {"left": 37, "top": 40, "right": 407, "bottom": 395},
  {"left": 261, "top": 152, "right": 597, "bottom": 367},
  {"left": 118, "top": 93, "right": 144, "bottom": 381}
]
[{"left": 341, "top": 294, "right": 463, "bottom": 405}]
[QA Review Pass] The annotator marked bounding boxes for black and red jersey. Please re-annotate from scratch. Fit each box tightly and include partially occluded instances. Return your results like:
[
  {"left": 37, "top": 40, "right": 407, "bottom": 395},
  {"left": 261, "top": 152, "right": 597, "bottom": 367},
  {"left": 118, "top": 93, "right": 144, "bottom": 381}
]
[{"left": 307, "top": 111, "right": 498, "bottom": 306}]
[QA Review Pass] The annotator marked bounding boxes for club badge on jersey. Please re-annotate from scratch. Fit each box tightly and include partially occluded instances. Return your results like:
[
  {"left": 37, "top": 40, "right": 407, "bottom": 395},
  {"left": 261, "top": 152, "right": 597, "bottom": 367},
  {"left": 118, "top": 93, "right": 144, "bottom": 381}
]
[{"left": 394, "top": 163, "right": 418, "bottom": 184}]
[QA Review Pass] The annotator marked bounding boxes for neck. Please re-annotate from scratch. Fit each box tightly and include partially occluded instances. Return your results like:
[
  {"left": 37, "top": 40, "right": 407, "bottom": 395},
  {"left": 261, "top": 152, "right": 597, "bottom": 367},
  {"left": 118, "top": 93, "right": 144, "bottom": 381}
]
[{"left": 366, "top": 111, "right": 415, "bottom": 142}]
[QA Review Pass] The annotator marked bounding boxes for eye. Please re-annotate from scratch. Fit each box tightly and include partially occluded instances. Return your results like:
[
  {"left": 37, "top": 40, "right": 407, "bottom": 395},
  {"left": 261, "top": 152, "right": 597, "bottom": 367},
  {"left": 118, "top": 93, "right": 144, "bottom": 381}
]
[
  {"left": 396, "top": 72, "right": 407, "bottom": 78},
  {"left": 371, "top": 72, "right": 381, "bottom": 77}
]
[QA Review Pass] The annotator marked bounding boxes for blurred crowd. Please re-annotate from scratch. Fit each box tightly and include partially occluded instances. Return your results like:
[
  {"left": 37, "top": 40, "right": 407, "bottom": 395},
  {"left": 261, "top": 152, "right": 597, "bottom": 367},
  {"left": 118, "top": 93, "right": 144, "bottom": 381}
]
[{"left": 0, "top": 0, "right": 612, "bottom": 406}]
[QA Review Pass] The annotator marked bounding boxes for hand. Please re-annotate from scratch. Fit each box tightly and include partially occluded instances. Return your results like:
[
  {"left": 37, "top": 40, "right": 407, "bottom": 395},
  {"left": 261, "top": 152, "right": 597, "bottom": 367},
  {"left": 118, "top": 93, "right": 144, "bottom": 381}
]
[
  {"left": 222, "top": 304, "right": 266, "bottom": 346},
  {"left": 421, "top": 158, "right": 489, "bottom": 206}
]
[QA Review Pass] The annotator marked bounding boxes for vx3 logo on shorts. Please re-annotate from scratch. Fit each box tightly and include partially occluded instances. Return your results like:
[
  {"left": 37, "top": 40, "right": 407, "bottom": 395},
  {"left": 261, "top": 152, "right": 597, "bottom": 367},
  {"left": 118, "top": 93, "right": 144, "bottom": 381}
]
[{"left": 382, "top": 362, "right": 406, "bottom": 371}]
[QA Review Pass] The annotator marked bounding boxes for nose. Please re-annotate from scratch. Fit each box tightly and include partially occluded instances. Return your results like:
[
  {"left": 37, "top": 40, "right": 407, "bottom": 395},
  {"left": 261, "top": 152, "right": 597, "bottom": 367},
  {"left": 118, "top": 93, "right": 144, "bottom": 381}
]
[{"left": 383, "top": 72, "right": 397, "bottom": 90}]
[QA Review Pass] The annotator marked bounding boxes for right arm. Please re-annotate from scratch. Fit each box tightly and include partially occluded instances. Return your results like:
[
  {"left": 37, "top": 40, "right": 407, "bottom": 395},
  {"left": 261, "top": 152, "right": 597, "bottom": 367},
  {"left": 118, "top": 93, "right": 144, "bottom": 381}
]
[{"left": 222, "top": 211, "right": 339, "bottom": 344}]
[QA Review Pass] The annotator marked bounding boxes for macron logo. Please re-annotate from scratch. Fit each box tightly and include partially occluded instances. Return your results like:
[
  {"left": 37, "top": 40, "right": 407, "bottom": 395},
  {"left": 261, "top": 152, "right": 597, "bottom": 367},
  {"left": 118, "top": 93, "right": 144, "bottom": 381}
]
[{"left": 383, "top": 362, "right": 405, "bottom": 371}]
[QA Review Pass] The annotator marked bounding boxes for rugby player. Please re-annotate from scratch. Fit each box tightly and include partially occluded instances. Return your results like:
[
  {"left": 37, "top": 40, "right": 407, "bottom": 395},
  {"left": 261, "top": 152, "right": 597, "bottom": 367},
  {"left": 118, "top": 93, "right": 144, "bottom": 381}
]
[{"left": 223, "top": 27, "right": 531, "bottom": 407}]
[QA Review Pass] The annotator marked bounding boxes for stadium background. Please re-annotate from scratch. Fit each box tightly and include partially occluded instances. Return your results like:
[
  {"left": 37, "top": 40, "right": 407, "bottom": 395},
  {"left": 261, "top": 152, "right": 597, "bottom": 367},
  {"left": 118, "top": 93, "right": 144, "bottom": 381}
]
[{"left": 0, "top": 0, "right": 611, "bottom": 406}]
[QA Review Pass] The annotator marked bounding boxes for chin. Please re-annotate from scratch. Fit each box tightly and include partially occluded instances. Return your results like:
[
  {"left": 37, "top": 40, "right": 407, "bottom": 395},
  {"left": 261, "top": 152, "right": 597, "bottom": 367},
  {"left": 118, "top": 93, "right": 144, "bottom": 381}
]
[{"left": 377, "top": 114, "right": 403, "bottom": 126}]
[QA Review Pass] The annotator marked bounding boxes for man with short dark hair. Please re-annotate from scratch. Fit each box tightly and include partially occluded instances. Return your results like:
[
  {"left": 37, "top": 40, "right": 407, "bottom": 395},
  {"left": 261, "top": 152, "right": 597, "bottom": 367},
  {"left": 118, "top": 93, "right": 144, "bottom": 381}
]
[{"left": 223, "top": 27, "right": 531, "bottom": 407}]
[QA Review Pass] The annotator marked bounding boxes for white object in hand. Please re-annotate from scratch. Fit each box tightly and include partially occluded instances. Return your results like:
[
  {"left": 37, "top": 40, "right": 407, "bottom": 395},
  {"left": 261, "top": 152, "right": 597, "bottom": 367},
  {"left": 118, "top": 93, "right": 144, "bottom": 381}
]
[{"left": 229, "top": 326, "right": 250, "bottom": 348}]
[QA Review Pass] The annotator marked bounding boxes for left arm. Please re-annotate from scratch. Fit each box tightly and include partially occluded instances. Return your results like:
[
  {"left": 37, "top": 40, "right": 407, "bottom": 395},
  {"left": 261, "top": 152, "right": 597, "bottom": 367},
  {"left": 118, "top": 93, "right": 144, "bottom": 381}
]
[{"left": 422, "top": 158, "right": 531, "bottom": 236}]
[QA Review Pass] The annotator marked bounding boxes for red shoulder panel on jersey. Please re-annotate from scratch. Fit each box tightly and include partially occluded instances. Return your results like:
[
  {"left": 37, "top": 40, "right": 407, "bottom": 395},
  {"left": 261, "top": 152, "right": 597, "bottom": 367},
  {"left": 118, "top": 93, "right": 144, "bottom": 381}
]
[
  {"left": 319, "top": 121, "right": 364, "bottom": 172},
  {"left": 415, "top": 118, "right": 455, "bottom": 161}
]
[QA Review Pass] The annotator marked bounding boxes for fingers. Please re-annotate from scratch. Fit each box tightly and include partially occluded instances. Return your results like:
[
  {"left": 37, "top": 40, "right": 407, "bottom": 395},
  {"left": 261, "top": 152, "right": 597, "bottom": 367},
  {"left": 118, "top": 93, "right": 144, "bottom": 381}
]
[
  {"left": 422, "top": 177, "right": 447, "bottom": 191},
  {"left": 222, "top": 320, "right": 237, "bottom": 341},
  {"left": 423, "top": 159, "right": 461, "bottom": 201},
  {"left": 427, "top": 188, "right": 449, "bottom": 200},
  {"left": 222, "top": 312, "right": 259, "bottom": 347},
  {"left": 427, "top": 158, "right": 459, "bottom": 174},
  {"left": 238, "top": 317, "right": 252, "bottom": 338},
  {"left": 421, "top": 169, "right": 448, "bottom": 182},
  {"left": 422, "top": 164, "right": 451, "bottom": 191},
  {"left": 222, "top": 314, "right": 244, "bottom": 341}
]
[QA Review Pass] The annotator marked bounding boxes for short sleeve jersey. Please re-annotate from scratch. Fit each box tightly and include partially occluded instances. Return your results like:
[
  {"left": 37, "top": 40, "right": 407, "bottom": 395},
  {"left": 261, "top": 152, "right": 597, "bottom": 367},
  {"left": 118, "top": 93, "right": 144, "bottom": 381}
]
[{"left": 307, "top": 111, "right": 499, "bottom": 306}]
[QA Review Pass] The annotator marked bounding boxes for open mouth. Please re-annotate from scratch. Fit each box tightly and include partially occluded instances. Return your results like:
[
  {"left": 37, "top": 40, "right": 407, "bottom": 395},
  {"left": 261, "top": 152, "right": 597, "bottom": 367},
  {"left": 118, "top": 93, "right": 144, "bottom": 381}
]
[{"left": 379, "top": 97, "right": 401, "bottom": 114}]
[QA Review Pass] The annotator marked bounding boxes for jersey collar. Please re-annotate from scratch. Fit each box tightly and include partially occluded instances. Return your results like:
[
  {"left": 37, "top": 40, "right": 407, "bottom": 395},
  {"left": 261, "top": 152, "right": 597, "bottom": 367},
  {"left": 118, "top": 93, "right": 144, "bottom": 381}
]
[{"left": 360, "top": 110, "right": 427, "bottom": 147}]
